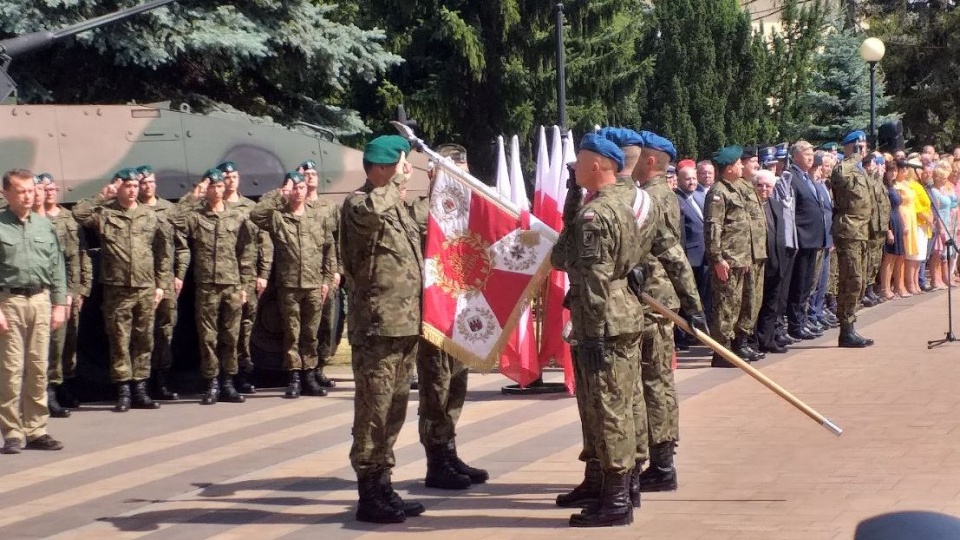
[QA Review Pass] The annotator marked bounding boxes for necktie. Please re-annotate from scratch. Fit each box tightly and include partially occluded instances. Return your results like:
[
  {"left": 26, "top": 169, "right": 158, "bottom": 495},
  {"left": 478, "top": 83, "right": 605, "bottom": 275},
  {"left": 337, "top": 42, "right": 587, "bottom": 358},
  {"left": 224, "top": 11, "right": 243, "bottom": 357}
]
[{"left": 688, "top": 195, "right": 703, "bottom": 219}]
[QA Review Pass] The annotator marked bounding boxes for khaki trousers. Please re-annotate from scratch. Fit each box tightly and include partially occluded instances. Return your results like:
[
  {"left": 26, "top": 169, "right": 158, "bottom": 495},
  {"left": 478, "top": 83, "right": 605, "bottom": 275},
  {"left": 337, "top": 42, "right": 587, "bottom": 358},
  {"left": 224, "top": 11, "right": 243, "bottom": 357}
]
[{"left": 0, "top": 291, "right": 51, "bottom": 442}]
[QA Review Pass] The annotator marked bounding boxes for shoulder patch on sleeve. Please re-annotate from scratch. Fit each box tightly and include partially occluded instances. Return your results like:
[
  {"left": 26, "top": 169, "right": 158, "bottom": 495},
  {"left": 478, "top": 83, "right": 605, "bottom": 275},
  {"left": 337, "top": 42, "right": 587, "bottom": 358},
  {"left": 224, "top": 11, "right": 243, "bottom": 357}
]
[
  {"left": 583, "top": 210, "right": 596, "bottom": 222},
  {"left": 712, "top": 195, "right": 721, "bottom": 201}
]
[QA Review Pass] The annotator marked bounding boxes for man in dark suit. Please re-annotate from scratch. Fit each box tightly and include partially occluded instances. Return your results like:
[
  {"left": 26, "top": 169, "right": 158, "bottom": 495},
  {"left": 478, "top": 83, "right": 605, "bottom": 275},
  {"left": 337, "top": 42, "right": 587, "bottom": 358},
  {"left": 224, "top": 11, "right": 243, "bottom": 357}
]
[
  {"left": 675, "top": 160, "right": 710, "bottom": 316},
  {"left": 784, "top": 141, "right": 828, "bottom": 341},
  {"left": 754, "top": 170, "right": 792, "bottom": 353}
]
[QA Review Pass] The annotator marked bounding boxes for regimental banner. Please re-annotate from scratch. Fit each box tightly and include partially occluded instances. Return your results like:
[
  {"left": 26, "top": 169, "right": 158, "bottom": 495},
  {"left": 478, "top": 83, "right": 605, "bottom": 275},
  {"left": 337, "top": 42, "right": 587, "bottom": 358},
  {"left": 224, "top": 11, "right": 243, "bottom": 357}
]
[{"left": 422, "top": 165, "right": 555, "bottom": 371}]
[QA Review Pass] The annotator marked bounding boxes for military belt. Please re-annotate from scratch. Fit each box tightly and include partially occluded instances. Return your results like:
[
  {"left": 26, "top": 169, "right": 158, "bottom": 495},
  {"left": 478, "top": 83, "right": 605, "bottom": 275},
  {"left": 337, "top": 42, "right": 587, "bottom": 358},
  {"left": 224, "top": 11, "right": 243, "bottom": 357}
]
[{"left": 0, "top": 287, "right": 47, "bottom": 296}]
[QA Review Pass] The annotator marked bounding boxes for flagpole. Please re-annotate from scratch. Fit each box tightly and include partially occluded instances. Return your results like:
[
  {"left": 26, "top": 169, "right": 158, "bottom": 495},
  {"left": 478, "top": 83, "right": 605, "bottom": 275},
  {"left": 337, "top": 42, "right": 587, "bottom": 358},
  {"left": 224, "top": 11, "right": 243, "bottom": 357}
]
[{"left": 555, "top": 2, "right": 568, "bottom": 135}]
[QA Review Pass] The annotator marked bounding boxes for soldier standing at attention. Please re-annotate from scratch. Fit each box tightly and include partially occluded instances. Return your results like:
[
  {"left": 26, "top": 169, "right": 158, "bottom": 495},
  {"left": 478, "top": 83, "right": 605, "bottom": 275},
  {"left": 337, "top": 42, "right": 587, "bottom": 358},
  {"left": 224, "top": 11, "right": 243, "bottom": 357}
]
[
  {"left": 551, "top": 134, "right": 650, "bottom": 528},
  {"left": 40, "top": 173, "right": 91, "bottom": 418},
  {"left": 704, "top": 147, "right": 760, "bottom": 368},
  {"left": 73, "top": 169, "right": 170, "bottom": 412},
  {"left": 0, "top": 169, "right": 68, "bottom": 454},
  {"left": 734, "top": 148, "right": 769, "bottom": 362},
  {"left": 137, "top": 165, "right": 179, "bottom": 401},
  {"left": 342, "top": 135, "right": 425, "bottom": 524},
  {"left": 173, "top": 169, "right": 255, "bottom": 405},
  {"left": 831, "top": 130, "right": 875, "bottom": 348},
  {"left": 218, "top": 162, "right": 273, "bottom": 394},
  {"left": 251, "top": 172, "right": 334, "bottom": 399},
  {"left": 299, "top": 159, "right": 341, "bottom": 391},
  {"left": 409, "top": 144, "right": 489, "bottom": 490}
]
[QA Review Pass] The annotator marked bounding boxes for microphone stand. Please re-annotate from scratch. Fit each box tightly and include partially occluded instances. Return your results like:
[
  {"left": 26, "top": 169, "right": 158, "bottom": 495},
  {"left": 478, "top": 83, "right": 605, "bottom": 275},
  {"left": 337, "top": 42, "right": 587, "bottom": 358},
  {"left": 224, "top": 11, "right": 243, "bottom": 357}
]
[{"left": 927, "top": 204, "right": 957, "bottom": 349}]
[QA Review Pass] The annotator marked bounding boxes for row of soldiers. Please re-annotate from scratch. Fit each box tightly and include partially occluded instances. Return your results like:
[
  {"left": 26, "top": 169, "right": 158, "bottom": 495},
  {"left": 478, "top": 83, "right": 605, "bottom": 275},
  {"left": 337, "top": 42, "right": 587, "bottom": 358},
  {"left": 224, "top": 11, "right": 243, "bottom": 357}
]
[{"left": 33, "top": 160, "right": 342, "bottom": 416}]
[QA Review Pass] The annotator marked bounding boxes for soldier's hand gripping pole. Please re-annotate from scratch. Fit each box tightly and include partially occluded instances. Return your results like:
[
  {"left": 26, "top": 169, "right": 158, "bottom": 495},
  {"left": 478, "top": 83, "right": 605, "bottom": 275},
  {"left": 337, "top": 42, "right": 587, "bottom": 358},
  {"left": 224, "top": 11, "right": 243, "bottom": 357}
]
[{"left": 641, "top": 292, "right": 844, "bottom": 437}]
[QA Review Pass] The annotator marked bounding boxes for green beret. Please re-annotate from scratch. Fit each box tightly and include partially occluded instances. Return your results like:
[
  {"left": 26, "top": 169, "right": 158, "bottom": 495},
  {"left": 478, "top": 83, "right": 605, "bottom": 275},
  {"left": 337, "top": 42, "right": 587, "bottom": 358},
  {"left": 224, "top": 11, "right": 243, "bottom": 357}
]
[
  {"left": 203, "top": 169, "right": 224, "bottom": 183},
  {"left": 285, "top": 171, "right": 306, "bottom": 184},
  {"left": 299, "top": 160, "right": 317, "bottom": 171},
  {"left": 712, "top": 146, "right": 743, "bottom": 168},
  {"left": 114, "top": 168, "right": 139, "bottom": 182},
  {"left": 363, "top": 135, "right": 411, "bottom": 165},
  {"left": 216, "top": 161, "right": 238, "bottom": 173},
  {"left": 821, "top": 142, "right": 840, "bottom": 152},
  {"left": 37, "top": 172, "right": 53, "bottom": 184},
  {"left": 136, "top": 165, "right": 154, "bottom": 177}
]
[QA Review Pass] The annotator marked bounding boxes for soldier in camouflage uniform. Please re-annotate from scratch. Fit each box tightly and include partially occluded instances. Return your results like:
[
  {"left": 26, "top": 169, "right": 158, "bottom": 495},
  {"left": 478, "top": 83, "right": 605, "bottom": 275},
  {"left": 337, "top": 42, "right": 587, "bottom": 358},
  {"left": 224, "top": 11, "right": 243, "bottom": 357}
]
[
  {"left": 219, "top": 161, "right": 274, "bottom": 394},
  {"left": 136, "top": 165, "right": 180, "bottom": 401},
  {"left": 831, "top": 130, "right": 876, "bottom": 348},
  {"left": 300, "top": 160, "right": 342, "bottom": 390},
  {"left": 551, "top": 133, "right": 653, "bottom": 528},
  {"left": 342, "top": 135, "right": 425, "bottom": 524},
  {"left": 864, "top": 154, "right": 891, "bottom": 306},
  {"left": 173, "top": 169, "right": 256, "bottom": 405},
  {"left": 39, "top": 173, "right": 91, "bottom": 418},
  {"left": 734, "top": 148, "right": 769, "bottom": 361},
  {"left": 251, "top": 172, "right": 335, "bottom": 399},
  {"left": 704, "top": 147, "right": 765, "bottom": 367},
  {"left": 73, "top": 169, "right": 171, "bottom": 412}
]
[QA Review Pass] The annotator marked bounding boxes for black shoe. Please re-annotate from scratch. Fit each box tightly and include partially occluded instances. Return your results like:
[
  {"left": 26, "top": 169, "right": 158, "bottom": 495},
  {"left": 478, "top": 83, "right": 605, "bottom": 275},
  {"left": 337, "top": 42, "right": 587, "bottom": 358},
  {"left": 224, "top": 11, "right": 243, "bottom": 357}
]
[
  {"left": 446, "top": 440, "right": 489, "bottom": 484},
  {"left": 47, "top": 386, "right": 71, "bottom": 418},
  {"left": 201, "top": 378, "right": 219, "bottom": 405},
  {"left": 805, "top": 323, "right": 824, "bottom": 336},
  {"left": 284, "top": 371, "right": 301, "bottom": 399},
  {"left": 114, "top": 383, "right": 131, "bottom": 413},
  {"left": 301, "top": 369, "right": 328, "bottom": 397},
  {"left": 789, "top": 328, "right": 816, "bottom": 341},
  {"left": 356, "top": 477, "right": 405, "bottom": 524},
  {"left": 557, "top": 460, "right": 602, "bottom": 508},
  {"left": 220, "top": 376, "right": 246, "bottom": 403},
  {"left": 152, "top": 369, "right": 179, "bottom": 401},
  {"left": 744, "top": 346, "right": 766, "bottom": 361},
  {"left": 569, "top": 472, "right": 633, "bottom": 527},
  {"left": 424, "top": 444, "right": 471, "bottom": 489},
  {"left": 1, "top": 438, "right": 22, "bottom": 454},
  {"left": 838, "top": 324, "right": 871, "bottom": 348},
  {"left": 760, "top": 343, "right": 788, "bottom": 354},
  {"left": 235, "top": 371, "right": 256, "bottom": 394},
  {"left": 315, "top": 367, "right": 336, "bottom": 388},
  {"left": 379, "top": 471, "right": 425, "bottom": 517},
  {"left": 861, "top": 295, "right": 877, "bottom": 308},
  {"left": 637, "top": 441, "right": 678, "bottom": 492},
  {"left": 852, "top": 330, "right": 875, "bottom": 346},
  {"left": 131, "top": 380, "right": 161, "bottom": 410},
  {"left": 711, "top": 352, "right": 737, "bottom": 368},
  {"left": 57, "top": 382, "right": 80, "bottom": 409},
  {"left": 25, "top": 434, "right": 63, "bottom": 451}
]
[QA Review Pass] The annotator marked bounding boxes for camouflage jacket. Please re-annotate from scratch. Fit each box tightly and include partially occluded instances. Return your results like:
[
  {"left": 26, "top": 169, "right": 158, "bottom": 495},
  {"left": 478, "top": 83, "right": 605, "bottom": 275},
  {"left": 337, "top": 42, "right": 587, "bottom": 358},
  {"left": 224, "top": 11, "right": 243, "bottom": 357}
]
[
  {"left": 735, "top": 180, "right": 768, "bottom": 263},
  {"left": 551, "top": 180, "right": 651, "bottom": 340},
  {"left": 72, "top": 195, "right": 171, "bottom": 288},
  {"left": 172, "top": 204, "right": 256, "bottom": 286},
  {"left": 830, "top": 154, "right": 874, "bottom": 241},
  {"left": 307, "top": 196, "right": 342, "bottom": 275},
  {"left": 704, "top": 178, "right": 757, "bottom": 267},
  {"left": 141, "top": 197, "right": 176, "bottom": 288},
  {"left": 637, "top": 175, "right": 702, "bottom": 315},
  {"left": 867, "top": 171, "right": 890, "bottom": 237},
  {"left": 341, "top": 175, "right": 424, "bottom": 341},
  {"left": 228, "top": 195, "right": 275, "bottom": 280},
  {"left": 250, "top": 190, "right": 334, "bottom": 289},
  {"left": 409, "top": 195, "right": 430, "bottom": 242},
  {"left": 49, "top": 206, "right": 92, "bottom": 298}
]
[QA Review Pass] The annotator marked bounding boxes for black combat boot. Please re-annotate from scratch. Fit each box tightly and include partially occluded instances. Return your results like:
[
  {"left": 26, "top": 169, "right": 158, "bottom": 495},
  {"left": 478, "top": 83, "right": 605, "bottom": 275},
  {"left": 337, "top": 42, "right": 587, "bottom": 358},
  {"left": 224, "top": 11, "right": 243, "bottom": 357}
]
[
  {"left": 114, "top": 383, "right": 132, "bottom": 413},
  {"left": 424, "top": 444, "right": 471, "bottom": 489},
  {"left": 852, "top": 325, "right": 875, "bottom": 346},
  {"left": 220, "top": 376, "right": 246, "bottom": 403},
  {"left": 235, "top": 370, "right": 256, "bottom": 394},
  {"left": 316, "top": 366, "right": 336, "bottom": 388},
  {"left": 201, "top": 378, "right": 219, "bottom": 405},
  {"left": 569, "top": 471, "right": 634, "bottom": 527},
  {"left": 711, "top": 352, "right": 736, "bottom": 368},
  {"left": 152, "top": 369, "right": 179, "bottom": 401},
  {"left": 733, "top": 336, "right": 761, "bottom": 362},
  {"left": 46, "top": 385, "right": 71, "bottom": 418},
  {"left": 284, "top": 371, "right": 301, "bottom": 399},
  {"left": 379, "top": 470, "right": 425, "bottom": 517},
  {"left": 556, "top": 460, "right": 602, "bottom": 508},
  {"left": 637, "top": 441, "right": 678, "bottom": 492},
  {"left": 629, "top": 460, "right": 644, "bottom": 509},
  {"left": 446, "top": 440, "right": 489, "bottom": 484},
  {"left": 301, "top": 369, "right": 328, "bottom": 397},
  {"left": 131, "top": 380, "right": 161, "bottom": 409},
  {"left": 57, "top": 381, "right": 80, "bottom": 409},
  {"left": 838, "top": 324, "right": 871, "bottom": 348},
  {"left": 356, "top": 476, "right": 405, "bottom": 524}
]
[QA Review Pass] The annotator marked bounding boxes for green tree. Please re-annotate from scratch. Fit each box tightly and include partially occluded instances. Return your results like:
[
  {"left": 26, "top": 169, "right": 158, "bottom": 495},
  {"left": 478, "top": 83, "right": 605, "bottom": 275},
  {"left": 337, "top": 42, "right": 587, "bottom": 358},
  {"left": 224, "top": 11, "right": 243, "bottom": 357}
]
[{"left": 0, "top": 1, "right": 401, "bottom": 135}]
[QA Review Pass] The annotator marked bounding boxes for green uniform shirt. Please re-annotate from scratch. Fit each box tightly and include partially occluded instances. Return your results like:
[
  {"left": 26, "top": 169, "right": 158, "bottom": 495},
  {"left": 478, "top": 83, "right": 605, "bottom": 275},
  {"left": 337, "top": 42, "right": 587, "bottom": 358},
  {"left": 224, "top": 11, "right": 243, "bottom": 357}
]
[
  {"left": 0, "top": 209, "right": 67, "bottom": 305},
  {"left": 49, "top": 206, "right": 92, "bottom": 298},
  {"left": 734, "top": 180, "right": 768, "bottom": 263},
  {"left": 704, "top": 178, "right": 755, "bottom": 267},
  {"left": 867, "top": 171, "right": 890, "bottom": 236},
  {"left": 830, "top": 154, "right": 874, "bottom": 241},
  {"left": 229, "top": 195, "right": 275, "bottom": 281},
  {"left": 250, "top": 190, "right": 334, "bottom": 289},
  {"left": 172, "top": 204, "right": 256, "bottom": 286},
  {"left": 308, "top": 196, "right": 342, "bottom": 275}
]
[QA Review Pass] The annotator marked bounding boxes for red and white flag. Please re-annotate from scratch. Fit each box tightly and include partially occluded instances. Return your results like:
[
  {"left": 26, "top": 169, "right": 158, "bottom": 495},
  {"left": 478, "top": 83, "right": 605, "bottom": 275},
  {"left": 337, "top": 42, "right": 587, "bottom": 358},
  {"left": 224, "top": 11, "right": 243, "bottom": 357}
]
[{"left": 422, "top": 165, "right": 556, "bottom": 372}]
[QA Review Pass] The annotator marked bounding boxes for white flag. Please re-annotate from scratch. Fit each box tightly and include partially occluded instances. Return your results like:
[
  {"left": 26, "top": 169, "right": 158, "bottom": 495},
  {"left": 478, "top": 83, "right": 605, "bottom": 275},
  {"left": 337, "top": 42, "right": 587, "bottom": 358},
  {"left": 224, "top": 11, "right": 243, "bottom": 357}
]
[
  {"left": 495, "top": 135, "right": 511, "bottom": 200},
  {"left": 508, "top": 135, "right": 529, "bottom": 210}
]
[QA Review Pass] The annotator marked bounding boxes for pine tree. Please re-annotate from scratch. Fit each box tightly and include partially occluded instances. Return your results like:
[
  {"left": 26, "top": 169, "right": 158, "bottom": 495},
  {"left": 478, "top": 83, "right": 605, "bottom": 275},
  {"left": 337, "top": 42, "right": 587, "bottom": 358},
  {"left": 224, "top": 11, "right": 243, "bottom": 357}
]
[{"left": 0, "top": 1, "right": 401, "bottom": 135}]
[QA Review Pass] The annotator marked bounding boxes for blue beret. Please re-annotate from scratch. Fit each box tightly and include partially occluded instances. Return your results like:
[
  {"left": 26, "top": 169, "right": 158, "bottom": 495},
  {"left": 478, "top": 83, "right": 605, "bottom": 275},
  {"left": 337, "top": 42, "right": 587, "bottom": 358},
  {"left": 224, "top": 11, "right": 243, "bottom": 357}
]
[
  {"left": 299, "top": 160, "right": 317, "bottom": 171},
  {"left": 203, "top": 169, "right": 224, "bottom": 183},
  {"left": 639, "top": 131, "right": 678, "bottom": 162},
  {"left": 775, "top": 142, "right": 789, "bottom": 159},
  {"left": 579, "top": 133, "right": 625, "bottom": 173},
  {"left": 363, "top": 135, "right": 411, "bottom": 165},
  {"left": 216, "top": 161, "right": 238, "bottom": 173},
  {"left": 136, "top": 165, "right": 154, "bottom": 177},
  {"left": 596, "top": 127, "right": 644, "bottom": 148},
  {"left": 285, "top": 171, "right": 306, "bottom": 184},
  {"left": 666, "top": 165, "right": 676, "bottom": 175},
  {"left": 759, "top": 146, "right": 777, "bottom": 166},
  {"left": 713, "top": 146, "right": 743, "bottom": 168},
  {"left": 841, "top": 130, "right": 866, "bottom": 145}
]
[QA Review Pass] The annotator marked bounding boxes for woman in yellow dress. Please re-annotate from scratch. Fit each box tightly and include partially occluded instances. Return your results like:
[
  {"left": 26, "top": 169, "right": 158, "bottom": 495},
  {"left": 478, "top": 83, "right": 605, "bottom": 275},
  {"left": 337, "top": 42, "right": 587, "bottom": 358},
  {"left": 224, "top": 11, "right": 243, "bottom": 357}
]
[
  {"left": 903, "top": 158, "right": 932, "bottom": 294},
  {"left": 896, "top": 161, "right": 920, "bottom": 296}
]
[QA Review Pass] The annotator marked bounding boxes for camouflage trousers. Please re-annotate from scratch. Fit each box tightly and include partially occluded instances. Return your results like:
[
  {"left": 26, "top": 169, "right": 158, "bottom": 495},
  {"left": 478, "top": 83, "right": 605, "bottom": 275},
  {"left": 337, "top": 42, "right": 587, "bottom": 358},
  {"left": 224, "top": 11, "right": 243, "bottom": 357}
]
[
  {"left": 573, "top": 332, "right": 641, "bottom": 474},
  {"left": 277, "top": 287, "right": 324, "bottom": 371},
  {"left": 637, "top": 313, "right": 678, "bottom": 454},
  {"left": 828, "top": 249, "right": 839, "bottom": 296},
  {"left": 349, "top": 335, "right": 418, "bottom": 480},
  {"left": 196, "top": 283, "right": 243, "bottom": 380},
  {"left": 151, "top": 284, "right": 177, "bottom": 372},
  {"left": 316, "top": 286, "right": 343, "bottom": 368},
  {"left": 709, "top": 264, "right": 765, "bottom": 346},
  {"left": 836, "top": 239, "right": 869, "bottom": 325},
  {"left": 102, "top": 285, "right": 155, "bottom": 383},
  {"left": 47, "top": 299, "right": 81, "bottom": 386},
  {"left": 867, "top": 235, "right": 885, "bottom": 286},
  {"left": 237, "top": 283, "right": 257, "bottom": 375},
  {"left": 416, "top": 340, "right": 468, "bottom": 447}
]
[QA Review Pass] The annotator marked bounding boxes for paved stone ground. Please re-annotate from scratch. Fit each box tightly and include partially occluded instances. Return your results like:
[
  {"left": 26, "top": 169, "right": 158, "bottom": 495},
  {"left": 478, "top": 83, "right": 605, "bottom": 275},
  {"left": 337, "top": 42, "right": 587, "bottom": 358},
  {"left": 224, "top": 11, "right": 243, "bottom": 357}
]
[{"left": 1, "top": 289, "right": 958, "bottom": 540}]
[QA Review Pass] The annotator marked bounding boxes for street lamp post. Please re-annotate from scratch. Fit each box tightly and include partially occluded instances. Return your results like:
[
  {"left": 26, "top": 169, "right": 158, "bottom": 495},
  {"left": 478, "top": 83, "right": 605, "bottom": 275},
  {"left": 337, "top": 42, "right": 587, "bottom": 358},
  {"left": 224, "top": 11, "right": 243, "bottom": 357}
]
[{"left": 859, "top": 37, "right": 886, "bottom": 150}]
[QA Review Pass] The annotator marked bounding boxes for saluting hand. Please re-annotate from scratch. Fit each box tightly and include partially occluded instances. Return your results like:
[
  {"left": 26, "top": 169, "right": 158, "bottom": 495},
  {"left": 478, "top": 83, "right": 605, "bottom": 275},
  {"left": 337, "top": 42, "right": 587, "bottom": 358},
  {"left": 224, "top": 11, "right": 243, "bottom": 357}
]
[
  {"left": 51, "top": 305, "right": 67, "bottom": 331},
  {"left": 101, "top": 184, "right": 119, "bottom": 199}
]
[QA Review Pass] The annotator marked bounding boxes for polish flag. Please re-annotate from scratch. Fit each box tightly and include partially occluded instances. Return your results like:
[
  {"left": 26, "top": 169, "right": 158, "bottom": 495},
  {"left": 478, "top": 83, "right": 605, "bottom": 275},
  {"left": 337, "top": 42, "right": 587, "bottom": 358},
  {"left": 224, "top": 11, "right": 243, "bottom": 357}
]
[{"left": 495, "top": 135, "right": 511, "bottom": 201}]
